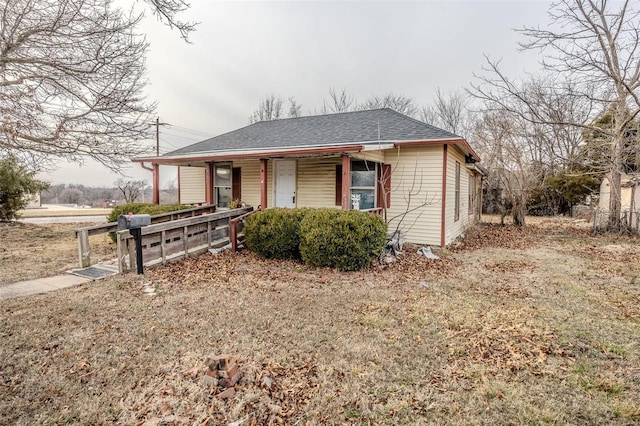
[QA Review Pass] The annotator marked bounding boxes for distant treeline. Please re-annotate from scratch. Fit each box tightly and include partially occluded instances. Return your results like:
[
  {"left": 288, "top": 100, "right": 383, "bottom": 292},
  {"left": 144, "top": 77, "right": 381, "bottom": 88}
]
[{"left": 41, "top": 183, "right": 178, "bottom": 206}]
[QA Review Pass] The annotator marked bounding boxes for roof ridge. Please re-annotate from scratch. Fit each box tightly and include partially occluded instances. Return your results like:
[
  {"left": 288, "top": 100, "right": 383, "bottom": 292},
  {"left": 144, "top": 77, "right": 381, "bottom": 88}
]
[
  {"left": 252, "top": 108, "right": 390, "bottom": 124},
  {"left": 165, "top": 109, "right": 389, "bottom": 156},
  {"left": 382, "top": 108, "right": 462, "bottom": 139},
  {"left": 161, "top": 107, "right": 470, "bottom": 158}
]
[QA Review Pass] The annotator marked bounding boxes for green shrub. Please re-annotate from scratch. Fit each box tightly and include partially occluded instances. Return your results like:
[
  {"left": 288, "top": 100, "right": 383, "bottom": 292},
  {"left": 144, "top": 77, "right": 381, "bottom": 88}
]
[
  {"left": 107, "top": 203, "right": 191, "bottom": 242},
  {"left": 299, "top": 209, "right": 387, "bottom": 271},
  {"left": 245, "top": 208, "right": 309, "bottom": 260},
  {"left": 0, "top": 157, "right": 49, "bottom": 221}
]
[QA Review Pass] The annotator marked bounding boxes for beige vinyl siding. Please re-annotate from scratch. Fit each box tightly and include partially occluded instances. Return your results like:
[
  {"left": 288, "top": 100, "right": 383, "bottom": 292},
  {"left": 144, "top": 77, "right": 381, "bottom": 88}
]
[
  {"left": 232, "top": 160, "right": 259, "bottom": 208},
  {"left": 179, "top": 166, "right": 206, "bottom": 204},
  {"left": 444, "top": 146, "right": 474, "bottom": 245},
  {"left": 384, "top": 146, "right": 443, "bottom": 245},
  {"left": 231, "top": 159, "right": 273, "bottom": 209},
  {"left": 297, "top": 158, "right": 342, "bottom": 208},
  {"left": 266, "top": 160, "right": 273, "bottom": 208}
]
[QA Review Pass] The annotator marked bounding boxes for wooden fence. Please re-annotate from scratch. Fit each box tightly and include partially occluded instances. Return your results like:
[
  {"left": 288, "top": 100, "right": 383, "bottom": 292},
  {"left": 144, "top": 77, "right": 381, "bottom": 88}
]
[
  {"left": 116, "top": 207, "right": 253, "bottom": 273},
  {"left": 75, "top": 204, "right": 218, "bottom": 268}
]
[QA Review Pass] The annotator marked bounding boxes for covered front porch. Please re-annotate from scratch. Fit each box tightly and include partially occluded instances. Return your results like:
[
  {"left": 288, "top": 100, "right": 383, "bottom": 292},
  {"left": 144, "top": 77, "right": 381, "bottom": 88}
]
[{"left": 139, "top": 148, "right": 391, "bottom": 213}]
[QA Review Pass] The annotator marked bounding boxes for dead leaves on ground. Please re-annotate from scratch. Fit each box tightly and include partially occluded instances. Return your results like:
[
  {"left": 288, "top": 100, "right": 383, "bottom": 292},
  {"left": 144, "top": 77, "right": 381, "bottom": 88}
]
[
  {"left": 198, "top": 358, "right": 319, "bottom": 425},
  {"left": 149, "top": 247, "right": 457, "bottom": 292},
  {"left": 451, "top": 223, "right": 541, "bottom": 252},
  {"left": 443, "top": 307, "right": 559, "bottom": 377},
  {"left": 483, "top": 259, "right": 536, "bottom": 274}
]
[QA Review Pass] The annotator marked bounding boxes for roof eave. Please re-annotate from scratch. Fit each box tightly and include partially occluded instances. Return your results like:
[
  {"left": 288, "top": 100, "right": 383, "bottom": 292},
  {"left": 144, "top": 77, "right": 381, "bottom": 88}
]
[
  {"left": 132, "top": 137, "right": 481, "bottom": 164},
  {"left": 132, "top": 144, "right": 366, "bottom": 164},
  {"left": 393, "top": 138, "right": 481, "bottom": 162}
]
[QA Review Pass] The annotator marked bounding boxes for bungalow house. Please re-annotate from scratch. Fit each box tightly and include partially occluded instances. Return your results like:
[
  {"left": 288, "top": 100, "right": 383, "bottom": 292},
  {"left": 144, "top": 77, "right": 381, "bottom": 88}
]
[{"left": 133, "top": 108, "right": 484, "bottom": 247}]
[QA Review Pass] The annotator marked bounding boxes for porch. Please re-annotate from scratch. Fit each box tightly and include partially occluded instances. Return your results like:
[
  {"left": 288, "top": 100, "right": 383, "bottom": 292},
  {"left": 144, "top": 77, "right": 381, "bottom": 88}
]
[{"left": 147, "top": 152, "right": 391, "bottom": 213}]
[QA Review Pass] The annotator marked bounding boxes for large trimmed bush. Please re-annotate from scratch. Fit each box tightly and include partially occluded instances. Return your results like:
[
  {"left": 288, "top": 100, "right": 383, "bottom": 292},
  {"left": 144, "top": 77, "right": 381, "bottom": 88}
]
[
  {"left": 244, "top": 208, "right": 309, "bottom": 260},
  {"left": 299, "top": 209, "right": 387, "bottom": 271},
  {"left": 107, "top": 203, "right": 191, "bottom": 242}
]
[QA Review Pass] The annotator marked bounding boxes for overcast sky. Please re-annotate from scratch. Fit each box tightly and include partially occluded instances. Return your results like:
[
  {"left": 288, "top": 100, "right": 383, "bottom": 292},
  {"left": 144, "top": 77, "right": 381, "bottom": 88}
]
[{"left": 40, "top": 0, "right": 551, "bottom": 188}]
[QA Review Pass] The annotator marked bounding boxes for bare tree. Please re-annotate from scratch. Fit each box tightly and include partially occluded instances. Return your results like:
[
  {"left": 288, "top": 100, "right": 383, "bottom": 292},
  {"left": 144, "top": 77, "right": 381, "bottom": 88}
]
[
  {"left": 58, "top": 187, "right": 84, "bottom": 205},
  {"left": 473, "top": 110, "right": 544, "bottom": 226},
  {"left": 420, "top": 88, "right": 474, "bottom": 136},
  {"left": 321, "top": 87, "right": 356, "bottom": 113},
  {"left": 0, "top": 0, "right": 193, "bottom": 172},
  {"left": 360, "top": 93, "right": 418, "bottom": 117},
  {"left": 248, "top": 94, "right": 283, "bottom": 123},
  {"left": 115, "top": 179, "right": 147, "bottom": 203},
  {"left": 162, "top": 178, "right": 179, "bottom": 204},
  {"left": 287, "top": 97, "right": 303, "bottom": 118},
  {"left": 472, "top": 0, "right": 640, "bottom": 231}
]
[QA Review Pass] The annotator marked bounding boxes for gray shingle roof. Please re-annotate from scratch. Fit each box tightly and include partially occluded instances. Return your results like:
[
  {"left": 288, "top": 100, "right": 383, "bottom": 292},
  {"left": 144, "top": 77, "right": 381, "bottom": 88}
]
[{"left": 165, "top": 108, "right": 460, "bottom": 156}]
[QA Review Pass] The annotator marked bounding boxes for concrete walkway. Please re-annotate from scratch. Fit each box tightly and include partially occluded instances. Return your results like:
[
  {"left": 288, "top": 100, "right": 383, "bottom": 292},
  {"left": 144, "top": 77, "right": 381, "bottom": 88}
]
[{"left": 0, "top": 275, "right": 92, "bottom": 300}]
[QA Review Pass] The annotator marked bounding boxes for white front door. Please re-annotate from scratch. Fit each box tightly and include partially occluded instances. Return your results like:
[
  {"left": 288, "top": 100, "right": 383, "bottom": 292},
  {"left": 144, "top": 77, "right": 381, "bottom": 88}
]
[{"left": 275, "top": 160, "right": 296, "bottom": 208}]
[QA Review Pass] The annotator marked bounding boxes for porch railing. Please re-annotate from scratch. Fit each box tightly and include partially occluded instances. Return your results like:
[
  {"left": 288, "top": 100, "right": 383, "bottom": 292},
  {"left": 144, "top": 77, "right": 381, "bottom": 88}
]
[
  {"left": 74, "top": 204, "right": 218, "bottom": 268},
  {"left": 116, "top": 207, "right": 253, "bottom": 273},
  {"left": 229, "top": 209, "right": 259, "bottom": 251}
]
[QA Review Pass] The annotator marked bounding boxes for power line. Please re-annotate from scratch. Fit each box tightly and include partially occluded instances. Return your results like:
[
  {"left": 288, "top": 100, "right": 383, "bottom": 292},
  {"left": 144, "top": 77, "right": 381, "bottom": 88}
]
[
  {"left": 150, "top": 120, "right": 213, "bottom": 156},
  {"left": 161, "top": 130, "right": 202, "bottom": 142},
  {"left": 167, "top": 124, "right": 214, "bottom": 137},
  {"left": 159, "top": 137, "right": 183, "bottom": 150}
]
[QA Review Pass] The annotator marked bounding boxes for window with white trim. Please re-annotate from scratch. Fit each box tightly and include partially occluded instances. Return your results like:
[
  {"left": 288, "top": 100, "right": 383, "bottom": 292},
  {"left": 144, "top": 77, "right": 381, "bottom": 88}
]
[
  {"left": 214, "top": 163, "right": 232, "bottom": 208},
  {"left": 350, "top": 160, "right": 377, "bottom": 210}
]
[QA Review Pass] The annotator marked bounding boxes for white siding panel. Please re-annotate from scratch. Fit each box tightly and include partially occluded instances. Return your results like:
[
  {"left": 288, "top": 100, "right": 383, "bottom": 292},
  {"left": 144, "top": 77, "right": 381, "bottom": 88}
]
[
  {"left": 384, "top": 146, "right": 443, "bottom": 245},
  {"left": 297, "top": 158, "right": 341, "bottom": 208},
  {"left": 179, "top": 166, "right": 205, "bottom": 204}
]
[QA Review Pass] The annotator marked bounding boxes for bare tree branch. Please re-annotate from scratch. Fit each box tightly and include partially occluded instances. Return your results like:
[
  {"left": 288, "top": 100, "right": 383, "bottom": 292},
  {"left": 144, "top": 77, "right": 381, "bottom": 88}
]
[
  {"left": 115, "top": 178, "right": 147, "bottom": 203},
  {"left": 248, "top": 94, "right": 284, "bottom": 123},
  {"left": 0, "top": 0, "right": 159, "bottom": 172},
  {"left": 321, "top": 87, "right": 356, "bottom": 114},
  {"left": 359, "top": 93, "right": 418, "bottom": 117},
  {"left": 144, "top": 0, "right": 197, "bottom": 42},
  {"left": 471, "top": 0, "right": 640, "bottom": 230},
  {"left": 420, "top": 88, "right": 474, "bottom": 136}
]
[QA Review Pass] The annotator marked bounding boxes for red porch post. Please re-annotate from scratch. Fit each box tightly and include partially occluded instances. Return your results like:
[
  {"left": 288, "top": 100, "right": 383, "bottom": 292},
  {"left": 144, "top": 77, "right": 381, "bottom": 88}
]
[
  {"left": 152, "top": 163, "right": 160, "bottom": 204},
  {"left": 205, "top": 162, "right": 214, "bottom": 205},
  {"left": 260, "top": 158, "right": 268, "bottom": 210},
  {"left": 341, "top": 154, "right": 350, "bottom": 210}
]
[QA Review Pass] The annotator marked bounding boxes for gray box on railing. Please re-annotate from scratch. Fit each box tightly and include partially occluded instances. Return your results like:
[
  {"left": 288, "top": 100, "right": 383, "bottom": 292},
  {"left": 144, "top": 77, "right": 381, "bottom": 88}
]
[{"left": 117, "top": 214, "right": 151, "bottom": 230}]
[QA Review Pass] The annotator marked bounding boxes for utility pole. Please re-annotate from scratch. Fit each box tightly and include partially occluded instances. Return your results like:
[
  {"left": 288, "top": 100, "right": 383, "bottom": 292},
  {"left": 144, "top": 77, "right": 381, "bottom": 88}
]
[{"left": 152, "top": 117, "right": 168, "bottom": 156}]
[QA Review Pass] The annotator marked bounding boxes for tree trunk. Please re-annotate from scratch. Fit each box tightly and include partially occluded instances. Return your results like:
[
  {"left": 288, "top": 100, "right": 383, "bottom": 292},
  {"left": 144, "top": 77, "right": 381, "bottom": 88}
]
[
  {"left": 512, "top": 197, "right": 527, "bottom": 227},
  {"left": 607, "top": 120, "right": 625, "bottom": 231},
  {"left": 608, "top": 169, "right": 623, "bottom": 231}
]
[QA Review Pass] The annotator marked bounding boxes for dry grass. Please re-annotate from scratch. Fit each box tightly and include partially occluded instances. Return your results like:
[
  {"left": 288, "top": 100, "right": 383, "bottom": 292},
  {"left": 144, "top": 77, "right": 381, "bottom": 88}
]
[
  {"left": 1, "top": 219, "right": 639, "bottom": 425},
  {"left": 18, "top": 208, "right": 112, "bottom": 218},
  {"left": 0, "top": 222, "right": 115, "bottom": 284}
]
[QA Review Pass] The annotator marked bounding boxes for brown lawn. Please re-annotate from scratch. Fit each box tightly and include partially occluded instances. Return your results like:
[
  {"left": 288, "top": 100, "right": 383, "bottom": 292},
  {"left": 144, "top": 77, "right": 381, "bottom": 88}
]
[
  {"left": 1, "top": 219, "right": 639, "bottom": 425},
  {"left": 0, "top": 222, "right": 115, "bottom": 284}
]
